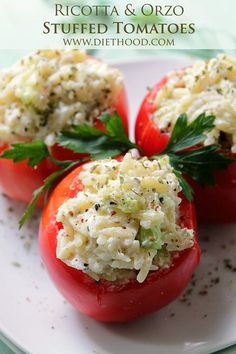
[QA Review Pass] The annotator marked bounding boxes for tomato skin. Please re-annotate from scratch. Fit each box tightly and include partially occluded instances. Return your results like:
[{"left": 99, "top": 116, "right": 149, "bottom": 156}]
[
  {"left": 0, "top": 86, "right": 128, "bottom": 207},
  {"left": 188, "top": 157, "right": 236, "bottom": 223},
  {"left": 0, "top": 144, "right": 59, "bottom": 207},
  {"left": 39, "top": 161, "right": 200, "bottom": 322},
  {"left": 135, "top": 76, "right": 236, "bottom": 223},
  {"left": 135, "top": 77, "right": 169, "bottom": 157}
]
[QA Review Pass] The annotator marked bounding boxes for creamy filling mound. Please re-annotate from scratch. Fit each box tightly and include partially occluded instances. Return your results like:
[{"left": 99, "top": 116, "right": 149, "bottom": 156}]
[
  {"left": 56, "top": 153, "right": 194, "bottom": 283},
  {"left": 0, "top": 49, "right": 122, "bottom": 146},
  {"left": 153, "top": 54, "right": 236, "bottom": 152}
]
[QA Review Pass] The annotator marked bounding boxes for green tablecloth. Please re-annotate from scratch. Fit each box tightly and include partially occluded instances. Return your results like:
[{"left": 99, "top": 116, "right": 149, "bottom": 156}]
[
  {"left": 0, "top": 333, "right": 24, "bottom": 354},
  {"left": 0, "top": 343, "right": 15, "bottom": 354},
  {"left": 1, "top": 330, "right": 236, "bottom": 354}
]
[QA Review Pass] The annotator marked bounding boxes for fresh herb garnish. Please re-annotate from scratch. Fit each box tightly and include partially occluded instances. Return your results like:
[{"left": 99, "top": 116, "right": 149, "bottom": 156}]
[
  {"left": 1, "top": 112, "right": 138, "bottom": 228},
  {"left": 2, "top": 111, "right": 235, "bottom": 227},
  {"left": 18, "top": 161, "right": 79, "bottom": 228},
  {"left": 59, "top": 112, "right": 137, "bottom": 157},
  {"left": 172, "top": 170, "right": 194, "bottom": 202},
  {"left": 162, "top": 113, "right": 215, "bottom": 154},
  {"left": 154, "top": 113, "right": 234, "bottom": 201},
  {"left": 2, "top": 141, "right": 49, "bottom": 167},
  {"left": 169, "top": 145, "right": 232, "bottom": 186}
]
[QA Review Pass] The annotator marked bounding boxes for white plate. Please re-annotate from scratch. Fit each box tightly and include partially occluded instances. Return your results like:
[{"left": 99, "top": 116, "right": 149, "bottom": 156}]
[{"left": 1, "top": 57, "right": 236, "bottom": 354}]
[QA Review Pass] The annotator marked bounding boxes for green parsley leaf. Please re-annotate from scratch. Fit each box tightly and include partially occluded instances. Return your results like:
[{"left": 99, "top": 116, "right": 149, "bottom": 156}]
[
  {"left": 19, "top": 183, "right": 46, "bottom": 229},
  {"left": 100, "top": 112, "right": 132, "bottom": 146},
  {"left": 154, "top": 112, "right": 235, "bottom": 201},
  {"left": 58, "top": 112, "right": 138, "bottom": 158},
  {"left": 18, "top": 112, "right": 137, "bottom": 227},
  {"left": 1, "top": 141, "right": 49, "bottom": 167},
  {"left": 19, "top": 160, "right": 79, "bottom": 228},
  {"left": 72, "top": 124, "right": 104, "bottom": 138},
  {"left": 91, "top": 149, "right": 122, "bottom": 160},
  {"left": 172, "top": 170, "right": 193, "bottom": 202},
  {"left": 59, "top": 132, "right": 108, "bottom": 154},
  {"left": 163, "top": 113, "right": 215, "bottom": 153},
  {"left": 169, "top": 145, "right": 233, "bottom": 186}
]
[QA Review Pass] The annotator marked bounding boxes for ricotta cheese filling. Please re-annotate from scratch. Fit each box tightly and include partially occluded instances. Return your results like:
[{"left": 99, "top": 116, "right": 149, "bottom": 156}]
[
  {"left": 153, "top": 54, "right": 236, "bottom": 152},
  {"left": 0, "top": 49, "right": 122, "bottom": 146},
  {"left": 56, "top": 153, "right": 194, "bottom": 283}
]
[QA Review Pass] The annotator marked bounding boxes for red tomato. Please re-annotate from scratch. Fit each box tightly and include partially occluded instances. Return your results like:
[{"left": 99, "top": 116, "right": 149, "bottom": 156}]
[
  {"left": 0, "top": 86, "right": 128, "bottom": 207},
  {"left": 135, "top": 76, "right": 236, "bottom": 223},
  {"left": 39, "top": 159, "right": 200, "bottom": 322},
  {"left": 188, "top": 155, "right": 236, "bottom": 223},
  {"left": 135, "top": 78, "right": 169, "bottom": 157}
]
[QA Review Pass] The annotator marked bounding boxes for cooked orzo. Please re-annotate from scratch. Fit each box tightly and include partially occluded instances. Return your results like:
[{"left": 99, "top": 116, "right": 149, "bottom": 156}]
[
  {"left": 56, "top": 153, "right": 194, "bottom": 283},
  {"left": 153, "top": 54, "right": 236, "bottom": 152},
  {"left": 0, "top": 49, "right": 122, "bottom": 146}
]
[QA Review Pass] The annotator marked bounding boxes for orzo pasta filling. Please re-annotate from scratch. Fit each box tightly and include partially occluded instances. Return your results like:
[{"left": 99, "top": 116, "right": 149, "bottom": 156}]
[{"left": 56, "top": 153, "right": 194, "bottom": 283}]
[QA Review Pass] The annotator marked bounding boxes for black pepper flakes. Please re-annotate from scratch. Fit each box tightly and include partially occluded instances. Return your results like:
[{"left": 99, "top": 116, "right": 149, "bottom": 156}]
[
  {"left": 199, "top": 290, "right": 208, "bottom": 296},
  {"left": 94, "top": 203, "right": 100, "bottom": 211},
  {"left": 211, "top": 277, "right": 220, "bottom": 285},
  {"left": 224, "top": 259, "right": 236, "bottom": 272}
]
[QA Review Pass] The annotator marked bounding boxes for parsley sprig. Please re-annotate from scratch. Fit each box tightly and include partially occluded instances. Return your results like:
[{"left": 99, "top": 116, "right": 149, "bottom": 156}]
[
  {"left": 2, "top": 112, "right": 138, "bottom": 228},
  {"left": 59, "top": 112, "right": 137, "bottom": 159},
  {"left": 19, "top": 162, "right": 79, "bottom": 228},
  {"left": 162, "top": 113, "right": 215, "bottom": 153},
  {"left": 2, "top": 140, "right": 50, "bottom": 167},
  {"left": 153, "top": 113, "right": 234, "bottom": 201},
  {"left": 1, "top": 111, "right": 235, "bottom": 227}
]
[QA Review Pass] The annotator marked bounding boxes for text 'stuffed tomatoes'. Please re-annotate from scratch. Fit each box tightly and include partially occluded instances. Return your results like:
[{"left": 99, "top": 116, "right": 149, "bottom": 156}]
[
  {"left": 39, "top": 153, "right": 200, "bottom": 322},
  {"left": 135, "top": 54, "right": 236, "bottom": 223},
  {"left": 0, "top": 50, "right": 129, "bottom": 206}
]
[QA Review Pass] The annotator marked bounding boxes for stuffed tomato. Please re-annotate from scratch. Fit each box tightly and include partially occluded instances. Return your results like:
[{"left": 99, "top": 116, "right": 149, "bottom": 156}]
[
  {"left": 135, "top": 54, "right": 236, "bottom": 222},
  {"left": 0, "top": 49, "right": 128, "bottom": 206},
  {"left": 39, "top": 152, "right": 200, "bottom": 322}
]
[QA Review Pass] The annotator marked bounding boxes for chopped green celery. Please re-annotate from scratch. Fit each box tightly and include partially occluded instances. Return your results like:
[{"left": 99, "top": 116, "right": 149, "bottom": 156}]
[
  {"left": 104, "top": 191, "right": 145, "bottom": 214},
  {"left": 118, "top": 197, "right": 145, "bottom": 213},
  {"left": 138, "top": 225, "right": 164, "bottom": 250}
]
